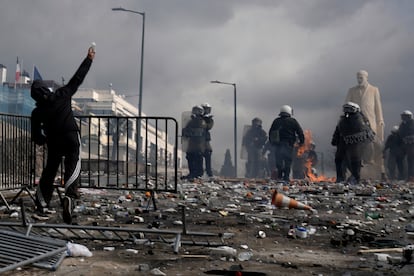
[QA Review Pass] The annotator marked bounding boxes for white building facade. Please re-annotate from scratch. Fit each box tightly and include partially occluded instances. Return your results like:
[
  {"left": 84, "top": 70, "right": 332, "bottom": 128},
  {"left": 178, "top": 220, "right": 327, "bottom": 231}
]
[{"left": 73, "top": 88, "right": 182, "bottom": 169}]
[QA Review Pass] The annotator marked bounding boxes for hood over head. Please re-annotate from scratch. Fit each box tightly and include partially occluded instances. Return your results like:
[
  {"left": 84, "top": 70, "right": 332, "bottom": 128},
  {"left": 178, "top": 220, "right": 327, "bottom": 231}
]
[{"left": 31, "top": 80, "right": 53, "bottom": 104}]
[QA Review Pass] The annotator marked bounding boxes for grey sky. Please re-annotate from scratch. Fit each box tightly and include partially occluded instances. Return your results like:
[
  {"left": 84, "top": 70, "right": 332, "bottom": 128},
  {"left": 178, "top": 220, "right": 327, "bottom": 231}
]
[{"left": 1, "top": 0, "right": 414, "bottom": 175}]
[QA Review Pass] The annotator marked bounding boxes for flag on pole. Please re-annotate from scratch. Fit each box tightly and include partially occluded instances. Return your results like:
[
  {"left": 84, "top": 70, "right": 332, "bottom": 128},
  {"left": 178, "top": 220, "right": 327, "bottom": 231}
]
[
  {"left": 33, "top": 65, "right": 43, "bottom": 81},
  {"left": 15, "top": 57, "right": 21, "bottom": 83}
]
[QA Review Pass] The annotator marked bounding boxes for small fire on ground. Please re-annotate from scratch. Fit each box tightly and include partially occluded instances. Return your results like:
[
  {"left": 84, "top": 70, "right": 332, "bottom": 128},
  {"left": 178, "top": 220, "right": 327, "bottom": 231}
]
[{"left": 296, "top": 130, "right": 335, "bottom": 183}]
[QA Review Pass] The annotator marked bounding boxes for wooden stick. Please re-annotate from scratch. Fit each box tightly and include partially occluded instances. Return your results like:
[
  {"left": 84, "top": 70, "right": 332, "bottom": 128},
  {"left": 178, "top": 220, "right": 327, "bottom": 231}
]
[
  {"left": 357, "top": 248, "right": 403, "bottom": 254},
  {"left": 180, "top": 254, "right": 210, "bottom": 258}
]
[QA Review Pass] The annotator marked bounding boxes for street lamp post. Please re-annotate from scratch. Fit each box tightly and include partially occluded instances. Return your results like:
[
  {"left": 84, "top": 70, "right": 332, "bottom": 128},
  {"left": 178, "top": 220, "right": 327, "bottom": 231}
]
[
  {"left": 210, "top": 80, "right": 237, "bottom": 177},
  {"left": 112, "top": 7, "right": 145, "bottom": 153}
]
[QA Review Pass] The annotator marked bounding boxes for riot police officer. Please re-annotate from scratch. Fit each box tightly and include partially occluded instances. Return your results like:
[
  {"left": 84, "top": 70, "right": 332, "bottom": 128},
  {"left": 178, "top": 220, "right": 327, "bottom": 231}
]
[
  {"left": 398, "top": 110, "right": 414, "bottom": 181},
  {"left": 331, "top": 102, "right": 375, "bottom": 183},
  {"left": 182, "top": 105, "right": 207, "bottom": 180},
  {"left": 242, "top": 117, "right": 267, "bottom": 178},
  {"left": 201, "top": 103, "right": 214, "bottom": 177},
  {"left": 269, "top": 105, "right": 304, "bottom": 181},
  {"left": 383, "top": 125, "right": 404, "bottom": 180}
]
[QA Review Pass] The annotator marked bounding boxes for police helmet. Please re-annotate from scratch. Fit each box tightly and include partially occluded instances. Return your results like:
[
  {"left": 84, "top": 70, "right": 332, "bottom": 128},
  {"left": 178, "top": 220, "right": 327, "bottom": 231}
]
[
  {"left": 252, "top": 117, "right": 262, "bottom": 126},
  {"left": 279, "top": 105, "right": 293, "bottom": 116},
  {"left": 391, "top": 125, "right": 399, "bottom": 133},
  {"left": 343, "top": 102, "right": 360, "bottom": 114},
  {"left": 401, "top": 110, "right": 413, "bottom": 120},
  {"left": 192, "top": 105, "right": 204, "bottom": 116},
  {"left": 201, "top": 102, "right": 212, "bottom": 114}
]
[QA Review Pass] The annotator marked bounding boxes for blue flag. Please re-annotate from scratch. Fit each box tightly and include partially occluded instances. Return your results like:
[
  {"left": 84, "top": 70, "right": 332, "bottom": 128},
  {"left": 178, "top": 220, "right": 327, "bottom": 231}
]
[{"left": 33, "top": 66, "right": 43, "bottom": 81}]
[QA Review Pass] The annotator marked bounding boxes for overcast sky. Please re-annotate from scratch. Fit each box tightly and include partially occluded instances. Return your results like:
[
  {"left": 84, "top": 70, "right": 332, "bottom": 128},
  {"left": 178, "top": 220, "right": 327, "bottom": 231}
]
[{"left": 1, "top": 0, "right": 414, "bottom": 175}]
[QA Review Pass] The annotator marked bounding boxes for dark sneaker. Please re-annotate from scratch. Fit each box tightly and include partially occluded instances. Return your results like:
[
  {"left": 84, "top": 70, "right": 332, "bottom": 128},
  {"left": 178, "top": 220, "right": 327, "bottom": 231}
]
[
  {"left": 34, "top": 196, "right": 47, "bottom": 213},
  {"left": 62, "top": 196, "right": 73, "bottom": 224}
]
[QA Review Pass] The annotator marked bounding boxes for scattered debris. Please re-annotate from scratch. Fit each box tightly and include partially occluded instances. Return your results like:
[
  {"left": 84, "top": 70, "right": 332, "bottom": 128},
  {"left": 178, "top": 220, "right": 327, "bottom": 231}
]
[{"left": 0, "top": 177, "right": 413, "bottom": 274}]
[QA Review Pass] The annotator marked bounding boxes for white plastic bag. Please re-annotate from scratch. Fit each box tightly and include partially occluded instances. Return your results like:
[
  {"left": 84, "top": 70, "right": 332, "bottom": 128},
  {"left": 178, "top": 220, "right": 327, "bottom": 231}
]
[{"left": 67, "top": 242, "right": 93, "bottom": 257}]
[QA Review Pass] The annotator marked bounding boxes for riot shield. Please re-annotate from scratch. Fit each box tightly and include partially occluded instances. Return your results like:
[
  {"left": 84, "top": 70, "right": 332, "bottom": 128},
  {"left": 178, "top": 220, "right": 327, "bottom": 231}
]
[
  {"left": 240, "top": 125, "right": 251, "bottom": 160},
  {"left": 181, "top": 111, "right": 192, "bottom": 152}
]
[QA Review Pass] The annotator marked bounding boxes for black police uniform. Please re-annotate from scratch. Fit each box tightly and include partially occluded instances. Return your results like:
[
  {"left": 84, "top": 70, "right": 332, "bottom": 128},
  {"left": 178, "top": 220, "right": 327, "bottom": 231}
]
[
  {"left": 331, "top": 112, "right": 374, "bottom": 183},
  {"left": 242, "top": 124, "right": 267, "bottom": 178},
  {"left": 398, "top": 118, "right": 414, "bottom": 180},
  {"left": 383, "top": 131, "right": 404, "bottom": 180},
  {"left": 203, "top": 114, "right": 214, "bottom": 177},
  {"left": 269, "top": 113, "right": 304, "bottom": 181},
  {"left": 182, "top": 114, "right": 207, "bottom": 179}
]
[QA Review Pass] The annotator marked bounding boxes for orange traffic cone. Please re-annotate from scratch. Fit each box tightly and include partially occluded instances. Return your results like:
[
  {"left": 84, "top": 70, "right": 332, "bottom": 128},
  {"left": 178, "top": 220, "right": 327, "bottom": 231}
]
[{"left": 271, "top": 190, "right": 313, "bottom": 211}]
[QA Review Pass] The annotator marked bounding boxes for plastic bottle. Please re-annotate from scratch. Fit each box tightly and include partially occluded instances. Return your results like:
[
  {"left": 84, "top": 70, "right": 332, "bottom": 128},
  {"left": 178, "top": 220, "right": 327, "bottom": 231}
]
[
  {"left": 237, "top": 251, "right": 253, "bottom": 261},
  {"left": 365, "top": 212, "right": 382, "bottom": 219}
]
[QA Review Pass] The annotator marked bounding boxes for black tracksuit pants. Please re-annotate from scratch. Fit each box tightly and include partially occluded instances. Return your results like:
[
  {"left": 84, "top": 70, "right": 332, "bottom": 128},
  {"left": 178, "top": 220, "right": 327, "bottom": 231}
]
[{"left": 36, "top": 131, "right": 81, "bottom": 207}]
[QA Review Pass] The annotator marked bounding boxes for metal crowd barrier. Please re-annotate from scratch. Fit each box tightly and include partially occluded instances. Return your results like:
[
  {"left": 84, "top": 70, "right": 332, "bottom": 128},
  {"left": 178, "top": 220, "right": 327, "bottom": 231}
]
[
  {"left": 76, "top": 115, "right": 179, "bottom": 194},
  {"left": 0, "top": 113, "right": 179, "bottom": 208},
  {"left": 0, "top": 113, "right": 35, "bottom": 208}
]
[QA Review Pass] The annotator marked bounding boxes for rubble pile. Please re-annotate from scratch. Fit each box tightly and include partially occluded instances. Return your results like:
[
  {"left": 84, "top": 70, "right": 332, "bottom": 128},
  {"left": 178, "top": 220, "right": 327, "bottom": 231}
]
[{"left": 0, "top": 178, "right": 413, "bottom": 275}]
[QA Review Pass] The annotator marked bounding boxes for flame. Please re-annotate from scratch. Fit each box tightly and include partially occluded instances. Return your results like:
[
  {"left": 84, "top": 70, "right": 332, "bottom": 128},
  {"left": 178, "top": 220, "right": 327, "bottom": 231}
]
[
  {"left": 296, "top": 130, "right": 335, "bottom": 183},
  {"left": 304, "top": 158, "right": 335, "bottom": 182},
  {"left": 296, "top": 130, "right": 312, "bottom": 157}
]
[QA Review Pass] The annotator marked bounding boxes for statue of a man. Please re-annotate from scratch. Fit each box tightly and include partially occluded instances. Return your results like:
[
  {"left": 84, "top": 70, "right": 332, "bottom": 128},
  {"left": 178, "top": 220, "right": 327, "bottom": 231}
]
[
  {"left": 345, "top": 70, "right": 385, "bottom": 178},
  {"left": 345, "top": 70, "right": 384, "bottom": 141}
]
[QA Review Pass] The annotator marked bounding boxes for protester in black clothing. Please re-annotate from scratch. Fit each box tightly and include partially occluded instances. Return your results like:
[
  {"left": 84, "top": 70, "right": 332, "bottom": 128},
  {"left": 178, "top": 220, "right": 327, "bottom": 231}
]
[
  {"left": 31, "top": 46, "right": 95, "bottom": 224},
  {"left": 242, "top": 118, "right": 267, "bottom": 178},
  {"left": 269, "top": 105, "right": 304, "bottom": 181},
  {"left": 383, "top": 125, "right": 404, "bottom": 180},
  {"left": 398, "top": 110, "right": 414, "bottom": 181},
  {"left": 201, "top": 103, "right": 214, "bottom": 177},
  {"left": 331, "top": 102, "right": 375, "bottom": 184},
  {"left": 182, "top": 105, "right": 207, "bottom": 180}
]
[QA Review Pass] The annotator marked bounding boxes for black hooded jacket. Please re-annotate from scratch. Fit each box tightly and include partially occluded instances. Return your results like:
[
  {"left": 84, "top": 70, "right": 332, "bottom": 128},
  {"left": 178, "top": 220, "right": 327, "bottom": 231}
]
[
  {"left": 31, "top": 57, "right": 92, "bottom": 141},
  {"left": 269, "top": 113, "right": 304, "bottom": 146}
]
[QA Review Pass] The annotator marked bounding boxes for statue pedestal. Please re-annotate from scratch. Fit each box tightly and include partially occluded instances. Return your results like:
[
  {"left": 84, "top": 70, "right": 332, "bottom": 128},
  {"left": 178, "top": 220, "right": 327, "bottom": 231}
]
[
  {"left": 360, "top": 140, "right": 384, "bottom": 181},
  {"left": 360, "top": 162, "right": 383, "bottom": 180}
]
